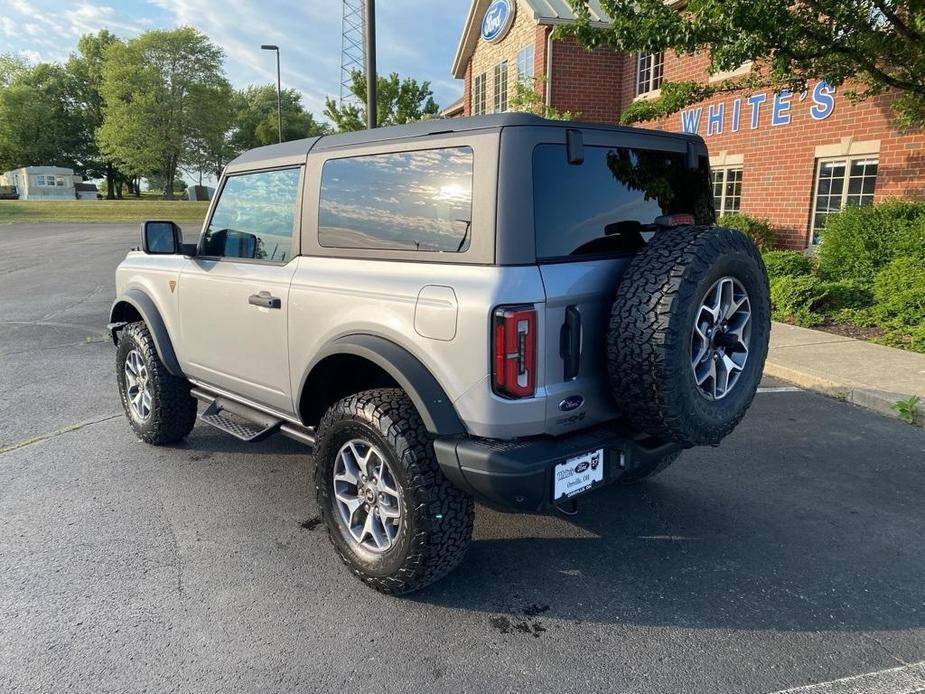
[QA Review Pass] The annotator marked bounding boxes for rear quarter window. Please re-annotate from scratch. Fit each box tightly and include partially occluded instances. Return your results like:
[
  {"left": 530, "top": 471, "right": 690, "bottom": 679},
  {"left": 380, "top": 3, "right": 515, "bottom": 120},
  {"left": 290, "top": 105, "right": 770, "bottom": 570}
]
[
  {"left": 318, "top": 147, "right": 474, "bottom": 253},
  {"left": 533, "top": 144, "right": 714, "bottom": 260}
]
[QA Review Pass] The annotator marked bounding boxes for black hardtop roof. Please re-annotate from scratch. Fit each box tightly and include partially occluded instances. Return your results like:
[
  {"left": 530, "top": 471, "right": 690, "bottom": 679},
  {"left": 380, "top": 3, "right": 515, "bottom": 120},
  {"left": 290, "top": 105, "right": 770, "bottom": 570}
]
[{"left": 227, "top": 113, "right": 703, "bottom": 169}]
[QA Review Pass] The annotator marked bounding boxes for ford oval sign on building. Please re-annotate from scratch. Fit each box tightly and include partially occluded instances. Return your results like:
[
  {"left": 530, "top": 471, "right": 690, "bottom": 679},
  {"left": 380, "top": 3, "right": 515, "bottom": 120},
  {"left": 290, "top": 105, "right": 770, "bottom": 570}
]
[{"left": 481, "top": 0, "right": 516, "bottom": 44}]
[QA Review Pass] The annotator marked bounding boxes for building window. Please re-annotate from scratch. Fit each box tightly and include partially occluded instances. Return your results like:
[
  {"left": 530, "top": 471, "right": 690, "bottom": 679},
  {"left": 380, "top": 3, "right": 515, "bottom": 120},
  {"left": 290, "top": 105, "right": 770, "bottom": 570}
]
[
  {"left": 516, "top": 44, "right": 534, "bottom": 85},
  {"left": 712, "top": 167, "right": 743, "bottom": 216},
  {"left": 811, "top": 157, "right": 878, "bottom": 244},
  {"left": 473, "top": 73, "right": 487, "bottom": 115},
  {"left": 636, "top": 51, "right": 664, "bottom": 96},
  {"left": 493, "top": 61, "right": 509, "bottom": 113},
  {"left": 34, "top": 174, "right": 67, "bottom": 187}
]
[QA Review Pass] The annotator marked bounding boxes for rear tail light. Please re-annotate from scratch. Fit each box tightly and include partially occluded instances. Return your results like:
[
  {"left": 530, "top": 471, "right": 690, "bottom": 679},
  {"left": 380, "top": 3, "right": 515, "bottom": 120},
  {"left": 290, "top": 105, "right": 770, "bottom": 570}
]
[{"left": 492, "top": 305, "right": 537, "bottom": 399}]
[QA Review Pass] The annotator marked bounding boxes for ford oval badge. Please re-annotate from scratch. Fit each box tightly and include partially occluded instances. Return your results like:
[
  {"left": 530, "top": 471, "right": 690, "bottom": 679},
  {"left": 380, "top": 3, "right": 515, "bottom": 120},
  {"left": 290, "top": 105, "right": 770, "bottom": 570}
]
[
  {"left": 481, "top": 0, "right": 516, "bottom": 43},
  {"left": 575, "top": 461, "right": 590, "bottom": 474},
  {"left": 558, "top": 395, "right": 584, "bottom": 412}
]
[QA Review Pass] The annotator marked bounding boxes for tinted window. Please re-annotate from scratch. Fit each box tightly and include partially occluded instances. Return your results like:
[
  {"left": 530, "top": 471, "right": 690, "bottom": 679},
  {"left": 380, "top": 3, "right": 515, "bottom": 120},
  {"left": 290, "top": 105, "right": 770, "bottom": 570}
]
[
  {"left": 533, "top": 144, "right": 714, "bottom": 260},
  {"left": 319, "top": 148, "right": 473, "bottom": 253},
  {"left": 203, "top": 168, "right": 301, "bottom": 262}
]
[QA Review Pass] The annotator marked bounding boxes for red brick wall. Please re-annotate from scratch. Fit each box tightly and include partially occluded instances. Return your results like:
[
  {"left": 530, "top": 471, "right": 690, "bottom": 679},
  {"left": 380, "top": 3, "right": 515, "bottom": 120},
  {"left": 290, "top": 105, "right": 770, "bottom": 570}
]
[
  {"left": 639, "top": 80, "right": 925, "bottom": 248},
  {"left": 456, "top": 25, "right": 925, "bottom": 249},
  {"left": 549, "top": 36, "right": 625, "bottom": 123}
]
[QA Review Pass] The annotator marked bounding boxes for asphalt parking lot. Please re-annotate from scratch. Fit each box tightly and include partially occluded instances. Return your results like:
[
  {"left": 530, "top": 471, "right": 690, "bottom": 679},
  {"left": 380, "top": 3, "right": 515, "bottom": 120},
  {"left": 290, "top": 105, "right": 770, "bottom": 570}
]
[{"left": 2, "top": 224, "right": 924, "bottom": 694}]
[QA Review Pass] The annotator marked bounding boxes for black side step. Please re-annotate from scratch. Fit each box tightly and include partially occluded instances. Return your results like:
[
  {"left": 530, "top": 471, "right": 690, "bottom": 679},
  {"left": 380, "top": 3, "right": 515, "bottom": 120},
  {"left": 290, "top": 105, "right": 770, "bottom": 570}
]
[
  {"left": 199, "top": 398, "right": 282, "bottom": 442},
  {"left": 190, "top": 388, "right": 316, "bottom": 447}
]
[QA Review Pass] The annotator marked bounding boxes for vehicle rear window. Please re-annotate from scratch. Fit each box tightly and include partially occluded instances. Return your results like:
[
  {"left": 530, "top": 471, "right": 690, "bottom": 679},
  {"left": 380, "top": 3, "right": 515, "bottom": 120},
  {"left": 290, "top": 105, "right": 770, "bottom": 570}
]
[
  {"left": 319, "top": 147, "right": 474, "bottom": 253},
  {"left": 533, "top": 144, "right": 714, "bottom": 260}
]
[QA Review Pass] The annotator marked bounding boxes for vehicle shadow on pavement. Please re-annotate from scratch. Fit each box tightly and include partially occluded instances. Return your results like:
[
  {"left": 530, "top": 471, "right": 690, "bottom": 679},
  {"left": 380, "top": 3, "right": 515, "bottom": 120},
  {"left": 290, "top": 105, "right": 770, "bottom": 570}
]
[
  {"left": 411, "top": 394, "right": 925, "bottom": 633},
  {"left": 413, "top": 479, "right": 925, "bottom": 632}
]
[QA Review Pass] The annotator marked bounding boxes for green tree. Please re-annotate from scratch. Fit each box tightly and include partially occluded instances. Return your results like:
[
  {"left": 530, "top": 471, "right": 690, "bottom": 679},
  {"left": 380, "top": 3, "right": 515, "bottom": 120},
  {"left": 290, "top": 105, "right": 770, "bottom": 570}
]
[
  {"left": 0, "top": 63, "right": 86, "bottom": 172},
  {"left": 66, "top": 30, "right": 126, "bottom": 198},
  {"left": 563, "top": 0, "right": 925, "bottom": 127},
  {"left": 324, "top": 70, "right": 439, "bottom": 132},
  {"left": 510, "top": 76, "right": 575, "bottom": 119},
  {"left": 0, "top": 54, "right": 28, "bottom": 88},
  {"left": 230, "top": 84, "right": 327, "bottom": 151},
  {"left": 98, "top": 27, "right": 233, "bottom": 199},
  {"left": 145, "top": 174, "right": 188, "bottom": 194}
]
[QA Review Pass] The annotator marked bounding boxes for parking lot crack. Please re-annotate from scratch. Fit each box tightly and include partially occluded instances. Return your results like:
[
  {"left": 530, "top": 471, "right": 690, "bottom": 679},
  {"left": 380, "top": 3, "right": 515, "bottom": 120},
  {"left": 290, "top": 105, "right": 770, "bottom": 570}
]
[{"left": 0, "top": 413, "right": 123, "bottom": 455}]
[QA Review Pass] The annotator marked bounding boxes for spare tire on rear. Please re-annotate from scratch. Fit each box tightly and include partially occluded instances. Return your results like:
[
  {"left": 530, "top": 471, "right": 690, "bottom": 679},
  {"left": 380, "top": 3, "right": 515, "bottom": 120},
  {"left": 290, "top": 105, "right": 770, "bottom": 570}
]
[{"left": 606, "top": 225, "right": 770, "bottom": 447}]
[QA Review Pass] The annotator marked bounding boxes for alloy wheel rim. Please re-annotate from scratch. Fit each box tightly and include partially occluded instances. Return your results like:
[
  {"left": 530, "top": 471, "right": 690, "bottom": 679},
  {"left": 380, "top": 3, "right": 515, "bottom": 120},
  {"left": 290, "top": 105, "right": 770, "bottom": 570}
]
[
  {"left": 124, "top": 349, "right": 153, "bottom": 420},
  {"left": 333, "top": 439, "right": 403, "bottom": 553},
  {"left": 690, "top": 276, "right": 752, "bottom": 401}
]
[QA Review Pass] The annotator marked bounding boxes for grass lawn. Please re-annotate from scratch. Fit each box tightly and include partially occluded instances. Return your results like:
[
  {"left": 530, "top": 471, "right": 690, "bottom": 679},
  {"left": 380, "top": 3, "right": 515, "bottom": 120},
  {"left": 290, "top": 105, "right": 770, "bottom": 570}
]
[{"left": 0, "top": 199, "right": 209, "bottom": 225}]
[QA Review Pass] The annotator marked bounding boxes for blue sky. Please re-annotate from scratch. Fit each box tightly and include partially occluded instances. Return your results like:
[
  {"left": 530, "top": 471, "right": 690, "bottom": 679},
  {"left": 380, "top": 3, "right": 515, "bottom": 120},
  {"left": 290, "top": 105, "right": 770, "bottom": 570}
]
[{"left": 1, "top": 0, "right": 470, "bottom": 118}]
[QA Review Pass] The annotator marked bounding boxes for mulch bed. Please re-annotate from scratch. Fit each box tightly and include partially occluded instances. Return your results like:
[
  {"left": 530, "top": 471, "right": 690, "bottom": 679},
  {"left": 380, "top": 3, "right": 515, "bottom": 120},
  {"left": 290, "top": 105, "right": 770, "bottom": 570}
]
[{"left": 812, "top": 323, "right": 886, "bottom": 341}]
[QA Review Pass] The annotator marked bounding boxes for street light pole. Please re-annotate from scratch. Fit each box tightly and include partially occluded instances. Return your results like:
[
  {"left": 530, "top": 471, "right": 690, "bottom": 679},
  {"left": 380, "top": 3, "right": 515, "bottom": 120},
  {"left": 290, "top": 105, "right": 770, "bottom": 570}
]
[
  {"left": 261, "top": 44, "right": 283, "bottom": 143},
  {"left": 364, "top": 0, "right": 377, "bottom": 129}
]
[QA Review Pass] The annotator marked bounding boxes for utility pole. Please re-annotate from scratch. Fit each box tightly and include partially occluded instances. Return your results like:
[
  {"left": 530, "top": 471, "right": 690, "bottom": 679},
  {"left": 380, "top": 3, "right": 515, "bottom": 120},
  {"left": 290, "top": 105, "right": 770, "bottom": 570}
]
[
  {"left": 261, "top": 44, "right": 283, "bottom": 143},
  {"left": 364, "top": 0, "right": 377, "bottom": 129}
]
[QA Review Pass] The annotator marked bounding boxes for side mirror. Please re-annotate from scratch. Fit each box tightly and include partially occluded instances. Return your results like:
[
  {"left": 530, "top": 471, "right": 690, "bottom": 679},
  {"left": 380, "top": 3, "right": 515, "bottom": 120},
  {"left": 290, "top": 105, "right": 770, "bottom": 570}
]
[{"left": 142, "top": 220, "right": 181, "bottom": 255}]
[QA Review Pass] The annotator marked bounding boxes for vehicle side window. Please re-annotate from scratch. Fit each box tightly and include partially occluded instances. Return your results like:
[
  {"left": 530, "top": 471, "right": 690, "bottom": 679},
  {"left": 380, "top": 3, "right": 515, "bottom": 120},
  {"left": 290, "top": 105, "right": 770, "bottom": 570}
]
[
  {"left": 202, "top": 168, "right": 301, "bottom": 262},
  {"left": 318, "top": 147, "right": 473, "bottom": 253}
]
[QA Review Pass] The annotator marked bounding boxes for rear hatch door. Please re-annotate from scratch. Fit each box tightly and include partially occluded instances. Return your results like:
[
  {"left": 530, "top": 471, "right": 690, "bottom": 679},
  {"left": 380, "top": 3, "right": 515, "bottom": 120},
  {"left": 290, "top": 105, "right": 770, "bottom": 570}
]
[{"left": 531, "top": 132, "right": 713, "bottom": 435}]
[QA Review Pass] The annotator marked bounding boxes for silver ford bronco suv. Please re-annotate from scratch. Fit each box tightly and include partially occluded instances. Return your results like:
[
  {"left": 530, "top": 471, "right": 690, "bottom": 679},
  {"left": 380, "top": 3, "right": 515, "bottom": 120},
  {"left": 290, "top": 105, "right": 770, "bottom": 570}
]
[{"left": 110, "top": 114, "right": 770, "bottom": 595}]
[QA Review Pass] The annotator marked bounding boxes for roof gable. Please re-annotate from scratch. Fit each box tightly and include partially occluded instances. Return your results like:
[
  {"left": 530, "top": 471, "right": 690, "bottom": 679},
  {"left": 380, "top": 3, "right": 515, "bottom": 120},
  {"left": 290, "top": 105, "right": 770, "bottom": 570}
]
[{"left": 451, "top": 0, "right": 611, "bottom": 78}]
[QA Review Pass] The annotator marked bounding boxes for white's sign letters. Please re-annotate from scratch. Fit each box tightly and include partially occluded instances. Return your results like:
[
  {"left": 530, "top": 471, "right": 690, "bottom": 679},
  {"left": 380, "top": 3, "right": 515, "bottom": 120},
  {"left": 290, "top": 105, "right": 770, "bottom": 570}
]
[{"left": 680, "top": 81, "right": 837, "bottom": 136}]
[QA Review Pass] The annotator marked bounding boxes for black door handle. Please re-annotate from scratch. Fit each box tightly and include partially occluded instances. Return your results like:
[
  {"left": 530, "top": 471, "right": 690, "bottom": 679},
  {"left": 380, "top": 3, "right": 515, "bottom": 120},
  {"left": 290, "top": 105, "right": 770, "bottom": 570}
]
[
  {"left": 248, "top": 291, "right": 282, "bottom": 309},
  {"left": 559, "top": 305, "right": 581, "bottom": 380}
]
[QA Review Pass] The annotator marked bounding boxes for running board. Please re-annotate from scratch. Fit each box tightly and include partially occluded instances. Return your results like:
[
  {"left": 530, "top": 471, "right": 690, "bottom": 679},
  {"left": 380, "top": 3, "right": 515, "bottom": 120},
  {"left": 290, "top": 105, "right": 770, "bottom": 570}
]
[
  {"left": 190, "top": 388, "right": 316, "bottom": 447},
  {"left": 199, "top": 399, "right": 281, "bottom": 442}
]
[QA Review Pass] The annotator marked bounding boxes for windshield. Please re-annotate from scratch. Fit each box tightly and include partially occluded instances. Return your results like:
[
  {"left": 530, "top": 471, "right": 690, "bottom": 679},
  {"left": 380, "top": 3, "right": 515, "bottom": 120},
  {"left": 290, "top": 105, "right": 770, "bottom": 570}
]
[{"left": 533, "top": 143, "right": 714, "bottom": 260}]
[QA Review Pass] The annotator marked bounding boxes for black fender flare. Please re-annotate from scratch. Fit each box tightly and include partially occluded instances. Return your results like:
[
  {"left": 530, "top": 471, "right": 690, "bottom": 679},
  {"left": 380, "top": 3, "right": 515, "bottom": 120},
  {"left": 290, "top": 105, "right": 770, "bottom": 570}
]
[
  {"left": 302, "top": 334, "right": 467, "bottom": 436},
  {"left": 108, "top": 289, "right": 184, "bottom": 377}
]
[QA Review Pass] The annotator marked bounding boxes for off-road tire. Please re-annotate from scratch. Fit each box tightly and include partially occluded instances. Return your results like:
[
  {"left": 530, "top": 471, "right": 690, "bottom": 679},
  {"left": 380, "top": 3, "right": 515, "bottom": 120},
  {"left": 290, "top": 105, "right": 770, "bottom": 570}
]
[
  {"left": 314, "top": 388, "right": 474, "bottom": 596},
  {"left": 618, "top": 451, "right": 681, "bottom": 485},
  {"left": 116, "top": 321, "right": 197, "bottom": 445},
  {"left": 607, "top": 226, "right": 770, "bottom": 447}
]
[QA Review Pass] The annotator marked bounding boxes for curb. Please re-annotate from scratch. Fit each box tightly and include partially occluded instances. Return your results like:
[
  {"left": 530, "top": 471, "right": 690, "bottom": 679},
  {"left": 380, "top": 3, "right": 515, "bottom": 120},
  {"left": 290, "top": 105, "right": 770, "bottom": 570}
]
[{"left": 763, "top": 361, "right": 923, "bottom": 428}]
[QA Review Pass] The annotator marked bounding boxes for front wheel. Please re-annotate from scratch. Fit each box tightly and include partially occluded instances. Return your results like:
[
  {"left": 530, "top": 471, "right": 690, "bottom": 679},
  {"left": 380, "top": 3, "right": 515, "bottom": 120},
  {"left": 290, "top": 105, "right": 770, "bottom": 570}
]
[
  {"left": 314, "top": 389, "right": 474, "bottom": 595},
  {"left": 115, "top": 321, "right": 197, "bottom": 445}
]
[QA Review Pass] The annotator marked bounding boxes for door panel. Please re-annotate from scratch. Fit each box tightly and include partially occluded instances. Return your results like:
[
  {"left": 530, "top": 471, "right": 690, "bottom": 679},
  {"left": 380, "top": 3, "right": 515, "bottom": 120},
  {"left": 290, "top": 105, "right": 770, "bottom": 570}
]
[
  {"left": 179, "top": 259, "right": 297, "bottom": 414},
  {"left": 176, "top": 166, "right": 304, "bottom": 415}
]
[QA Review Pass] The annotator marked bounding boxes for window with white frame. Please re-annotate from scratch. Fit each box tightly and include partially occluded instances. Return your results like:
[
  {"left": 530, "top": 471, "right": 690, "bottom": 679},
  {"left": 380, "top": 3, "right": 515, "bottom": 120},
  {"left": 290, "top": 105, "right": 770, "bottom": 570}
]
[
  {"left": 635, "top": 51, "right": 664, "bottom": 96},
  {"left": 711, "top": 167, "right": 743, "bottom": 216},
  {"left": 34, "top": 174, "right": 67, "bottom": 187},
  {"left": 516, "top": 44, "right": 534, "bottom": 85},
  {"left": 473, "top": 73, "right": 487, "bottom": 115},
  {"left": 493, "top": 61, "right": 509, "bottom": 113},
  {"left": 811, "top": 157, "right": 878, "bottom": 244}
]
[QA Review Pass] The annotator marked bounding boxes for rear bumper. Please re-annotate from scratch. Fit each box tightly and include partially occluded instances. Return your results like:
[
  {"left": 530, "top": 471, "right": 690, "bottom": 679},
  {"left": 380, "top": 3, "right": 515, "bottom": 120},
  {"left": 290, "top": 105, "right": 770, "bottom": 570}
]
[{"left": 433, "top": 424, "right": 682, "bottom": 512}]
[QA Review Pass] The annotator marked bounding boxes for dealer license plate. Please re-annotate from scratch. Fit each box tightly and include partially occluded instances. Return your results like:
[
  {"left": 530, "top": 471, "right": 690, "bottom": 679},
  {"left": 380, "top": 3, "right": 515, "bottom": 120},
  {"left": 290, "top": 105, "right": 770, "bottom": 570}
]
[{"left": 553, "top": 448, "right": 605, "bottom": 501}]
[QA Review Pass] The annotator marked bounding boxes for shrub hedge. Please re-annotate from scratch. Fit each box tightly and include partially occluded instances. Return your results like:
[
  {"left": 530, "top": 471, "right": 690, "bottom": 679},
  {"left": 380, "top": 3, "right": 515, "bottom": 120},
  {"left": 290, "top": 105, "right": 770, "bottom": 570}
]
[
  {"left": 761, "top": 200, "right": 925, "bottom": 353},
  {"left": 816, "top": 201, "right": 925, "bottom": 283},
  {"left": 761, "top": 250, "right": 813, "bottom": 278},
  {"left": 718, "top": 213, "right": 777, "bottom": 251}
]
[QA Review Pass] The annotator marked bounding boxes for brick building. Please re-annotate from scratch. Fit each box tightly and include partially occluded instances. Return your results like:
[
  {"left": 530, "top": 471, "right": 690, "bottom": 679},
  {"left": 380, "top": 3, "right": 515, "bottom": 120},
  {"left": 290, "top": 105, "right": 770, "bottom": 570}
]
[{"left": 451, "top": 0, "right": 925, "bottom": 249}]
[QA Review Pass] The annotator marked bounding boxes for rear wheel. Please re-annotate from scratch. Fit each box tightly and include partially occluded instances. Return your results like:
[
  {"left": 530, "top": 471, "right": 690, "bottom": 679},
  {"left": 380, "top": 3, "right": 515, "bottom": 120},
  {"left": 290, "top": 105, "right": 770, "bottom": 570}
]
[
  {"left": 314, "top": 388, "right": 474, "bottom": 595},
  {"left": 606, "top": 226, "right": 771, "bottom": 447},
  {"left": 116, "top": 321, "right": 197, "bottom": 445}
]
